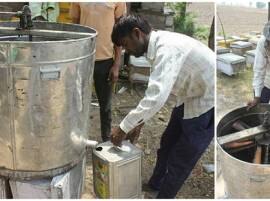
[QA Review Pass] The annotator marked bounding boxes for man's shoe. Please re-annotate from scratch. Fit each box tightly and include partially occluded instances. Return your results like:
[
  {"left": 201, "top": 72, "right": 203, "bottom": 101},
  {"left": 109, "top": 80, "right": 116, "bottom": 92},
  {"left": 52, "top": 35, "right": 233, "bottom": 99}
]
[{"left": 142, "top": 183, "right": 159, "bottom": 199}]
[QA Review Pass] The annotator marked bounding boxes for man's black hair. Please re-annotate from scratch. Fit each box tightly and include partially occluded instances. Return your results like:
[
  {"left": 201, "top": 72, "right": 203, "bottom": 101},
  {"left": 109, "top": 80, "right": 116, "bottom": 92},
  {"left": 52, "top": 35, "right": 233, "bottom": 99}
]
[{"left": 111, "top": 15, "right": 152, "bottom": 46}]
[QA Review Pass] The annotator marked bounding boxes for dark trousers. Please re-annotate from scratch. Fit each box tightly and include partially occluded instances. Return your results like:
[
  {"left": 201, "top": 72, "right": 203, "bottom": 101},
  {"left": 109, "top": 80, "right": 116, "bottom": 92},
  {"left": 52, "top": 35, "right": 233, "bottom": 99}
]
[
  {"left": 94, "top": 58, "right": 113, "bottom": 142},
  {"left": 260, "top": 86, "right": 270, "bottom": 103},
  {"left": 148, "top": 105, "right": 214, "bottom": 198}
]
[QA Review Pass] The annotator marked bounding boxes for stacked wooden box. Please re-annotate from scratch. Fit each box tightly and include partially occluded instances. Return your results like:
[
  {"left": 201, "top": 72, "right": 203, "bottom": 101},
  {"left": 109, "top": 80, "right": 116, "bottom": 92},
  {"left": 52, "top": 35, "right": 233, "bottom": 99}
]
[
  {"left": 230, "top": 41, "right": 253, "bottom": 56},
  {"left": 217, "top": 31, "right": 261, "bottom": 76},
  {"left": 217, "top": 53, "right": 246, "bottom": 76}
]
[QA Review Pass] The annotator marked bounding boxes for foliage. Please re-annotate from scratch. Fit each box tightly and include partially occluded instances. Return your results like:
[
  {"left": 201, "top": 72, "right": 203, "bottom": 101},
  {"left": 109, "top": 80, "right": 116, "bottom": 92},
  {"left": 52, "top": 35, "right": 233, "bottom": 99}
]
[{"left": 166, "top": 2, "right": 210, "bottom": 40}]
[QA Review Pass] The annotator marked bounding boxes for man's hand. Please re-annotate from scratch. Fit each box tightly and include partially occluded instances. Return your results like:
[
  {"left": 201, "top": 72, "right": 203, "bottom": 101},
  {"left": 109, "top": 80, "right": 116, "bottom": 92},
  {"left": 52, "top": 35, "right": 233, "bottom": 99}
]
[
  {"left": 108, "top": 64, "right": 119, "bottom": 83},
  {"left": 126, "top": 123, "right": 144, "bottom": 144},
  {"left": 110, "top": 126, "right": 126, "bottom": 146},
  {"left": 32, "top": 16, "right": 46, "bottom": 21},
  {"left": 247, "top": 97, "right": 260, "bottom": 110}
]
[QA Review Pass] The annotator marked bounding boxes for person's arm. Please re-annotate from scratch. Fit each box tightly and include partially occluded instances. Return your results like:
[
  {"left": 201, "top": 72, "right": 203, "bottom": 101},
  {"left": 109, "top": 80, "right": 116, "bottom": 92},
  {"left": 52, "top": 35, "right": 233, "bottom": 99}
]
[
  {"left": 247, "top": 36, "right": 267, "bottom": 109},
  {"left": 47, "top": 2, "right": 59, "bottom": 22},
  {"left": 114, "top": 2, "right": 126, "bottom": 19},
  {"left": 119, "top": 46, "right": 186, "bottom": 134},
  {"left": 253, "top": 36, "right": 267, "bottom": 97},
  {"left": 109, "top": 45, "right": 122, "bottom": 82},
  {"left": 69, "top": 3, "right": 80, "bottom": 24},
  {"left": 109, "top": 2, "right": 127, "bottom": 83},
  {"left": 29, "top": 2, "right": 44, "bottom": 20}
]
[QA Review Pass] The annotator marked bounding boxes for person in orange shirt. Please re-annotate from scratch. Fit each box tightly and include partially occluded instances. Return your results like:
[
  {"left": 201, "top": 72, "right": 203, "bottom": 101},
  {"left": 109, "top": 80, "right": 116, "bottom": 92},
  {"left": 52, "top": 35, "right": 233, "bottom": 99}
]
[{"left": 70, "top": 2, "right": 126, "bottom": 141}]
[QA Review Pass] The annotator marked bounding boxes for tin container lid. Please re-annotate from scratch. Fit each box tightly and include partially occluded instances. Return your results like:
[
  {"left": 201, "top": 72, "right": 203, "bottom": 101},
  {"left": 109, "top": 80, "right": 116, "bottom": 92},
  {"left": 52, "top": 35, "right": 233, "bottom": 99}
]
[
  {"left": 93, "top": 141, "right": 142, "bottom": 163},
  {"left": 217, "top": 53, "right": 246, "bottom": 64}
]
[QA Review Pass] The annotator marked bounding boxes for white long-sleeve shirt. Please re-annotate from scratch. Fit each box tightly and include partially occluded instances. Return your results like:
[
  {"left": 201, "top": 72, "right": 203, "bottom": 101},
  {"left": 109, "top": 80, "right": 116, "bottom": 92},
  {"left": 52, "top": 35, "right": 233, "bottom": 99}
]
[
  {"left": 120, "top": 30, "right": 215, "bottom": 134},
  {"left": 253, "top": 35, "right": 270, "bottom": 97}
]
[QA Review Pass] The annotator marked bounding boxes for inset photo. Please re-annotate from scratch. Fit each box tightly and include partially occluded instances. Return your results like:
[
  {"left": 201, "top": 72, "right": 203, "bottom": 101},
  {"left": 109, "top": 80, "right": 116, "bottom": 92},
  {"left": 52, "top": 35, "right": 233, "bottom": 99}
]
[{"left": 216, "top": 0, "right": 270, "bottom": 199}]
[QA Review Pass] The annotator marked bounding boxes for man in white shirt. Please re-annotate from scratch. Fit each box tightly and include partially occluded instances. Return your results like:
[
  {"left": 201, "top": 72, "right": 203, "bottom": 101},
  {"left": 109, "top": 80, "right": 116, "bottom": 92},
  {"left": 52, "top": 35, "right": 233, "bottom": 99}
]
[
  {"left": 248, "top": 22, "right": 270, "bottom": 109},
  {"left": 110, "top": 15, "right": 214, "bottom": 198}
]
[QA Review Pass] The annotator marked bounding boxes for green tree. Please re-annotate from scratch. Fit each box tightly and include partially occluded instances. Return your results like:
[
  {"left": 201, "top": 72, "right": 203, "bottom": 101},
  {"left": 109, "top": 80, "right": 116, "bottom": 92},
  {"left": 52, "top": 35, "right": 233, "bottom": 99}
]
[{"left": 167, "top": 2, "right": 209, "bottom": 41}]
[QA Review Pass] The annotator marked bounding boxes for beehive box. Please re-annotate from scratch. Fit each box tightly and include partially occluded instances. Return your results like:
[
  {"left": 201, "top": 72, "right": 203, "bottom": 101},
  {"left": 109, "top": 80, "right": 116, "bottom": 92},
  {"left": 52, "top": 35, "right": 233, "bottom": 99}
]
[
  {"left": 217, "top": 39, "right": 235, "bottom": 48},
  {"left": 216, "top": 36, "right": 225, "bottom": 41},
  {"left": 249, "top": 36, "right": 261, "bottom": 49},
  {"left": 230, "top": 41, "right": 253, "bottom": 56},
  {"left": 217, "top": 53, "right": 246, "bottom": 76},
  {"left": 245, "top": 49, "right": 256, "bottom": 68},
  {"left": 240, "top": 33, "right": 253, "bottom": 39},
  {"left": 128, "top": 56, "right": 151, "bottom": 84},
  {"left": 250, "top": 31, "right": 261, "bottom": 36},
  {"left": 217, "top": 46, "right": 230, "bottom": 54},
  {"left": 230, "top": 36, "right": 249, "bottom": 42}
]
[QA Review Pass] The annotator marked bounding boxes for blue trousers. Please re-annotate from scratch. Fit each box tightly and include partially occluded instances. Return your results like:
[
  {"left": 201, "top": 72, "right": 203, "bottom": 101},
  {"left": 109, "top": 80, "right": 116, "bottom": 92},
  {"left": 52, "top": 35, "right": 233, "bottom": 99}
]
[
  {"left": 260, "top": 86, "right": 270, "bottom": 103},
  {"left": 148, "top": 105, "right": 214, "bottom": 198}
]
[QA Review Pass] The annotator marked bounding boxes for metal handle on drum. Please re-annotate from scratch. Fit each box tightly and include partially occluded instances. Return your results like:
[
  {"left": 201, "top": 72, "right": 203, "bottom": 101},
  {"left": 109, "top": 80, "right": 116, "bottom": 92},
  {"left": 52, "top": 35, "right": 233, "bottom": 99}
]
[
  {"left": 40, "top": 66, "right": 61, "bottom": 80},
  {"left": 0, "top": 5, "right": 32, "bottom": 30}
]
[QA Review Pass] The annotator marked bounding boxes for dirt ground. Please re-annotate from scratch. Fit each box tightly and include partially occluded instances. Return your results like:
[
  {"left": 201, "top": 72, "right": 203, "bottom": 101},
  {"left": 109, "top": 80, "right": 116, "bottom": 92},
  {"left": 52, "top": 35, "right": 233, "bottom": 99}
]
[
  {"left": 217, "top": 5, "right": 267, "bottom": 36},
  {"left": 217, "top": 69, "right": 253, "bottom": 121}
]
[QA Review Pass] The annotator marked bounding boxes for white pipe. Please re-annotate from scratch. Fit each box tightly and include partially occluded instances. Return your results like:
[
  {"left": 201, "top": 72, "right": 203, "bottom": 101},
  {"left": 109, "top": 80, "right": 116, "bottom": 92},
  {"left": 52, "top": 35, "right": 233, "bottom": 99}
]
[
  {"left": 84, "top": 139, "right": 98, "bottom": 148},
  {"left": 70, "top": 131, "right": 98, "bottom": 149}
]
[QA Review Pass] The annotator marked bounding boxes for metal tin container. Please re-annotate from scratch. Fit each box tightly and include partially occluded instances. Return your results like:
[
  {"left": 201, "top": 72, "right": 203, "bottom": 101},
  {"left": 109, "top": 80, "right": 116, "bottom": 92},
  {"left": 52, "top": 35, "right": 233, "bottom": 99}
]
[
  {"left": 93, "top": 141, "right": 142, "bottom": 198},
  {"left": 217, "top": 104, "right": 270, "bottom": 198},
  {"left": 0, "top": 21, "right": 97, "bottom": 179}
]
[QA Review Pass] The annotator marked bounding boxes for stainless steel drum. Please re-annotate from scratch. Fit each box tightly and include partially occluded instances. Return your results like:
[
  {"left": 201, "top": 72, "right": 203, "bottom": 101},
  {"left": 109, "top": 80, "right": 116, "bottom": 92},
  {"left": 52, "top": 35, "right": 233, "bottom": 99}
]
[
  {"left": 0, "top": 21, "right": 97, "bottom": 179},
  {"left": 217, "top": 104, "right": 270, "bottom": 198}
]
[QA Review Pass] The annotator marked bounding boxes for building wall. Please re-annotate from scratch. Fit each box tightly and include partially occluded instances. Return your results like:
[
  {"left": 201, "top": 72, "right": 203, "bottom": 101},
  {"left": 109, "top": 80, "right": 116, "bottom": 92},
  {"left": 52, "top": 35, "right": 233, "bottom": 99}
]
[{"left": 129, "top": 2, "right": 174, "bottom": 31}]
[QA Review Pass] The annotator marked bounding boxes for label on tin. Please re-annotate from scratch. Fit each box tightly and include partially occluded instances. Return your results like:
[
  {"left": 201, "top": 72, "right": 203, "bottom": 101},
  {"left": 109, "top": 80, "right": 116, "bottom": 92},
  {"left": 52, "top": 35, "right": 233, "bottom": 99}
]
[{"left": 93, "top": 157, "right": 109, "bottom": 198}]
